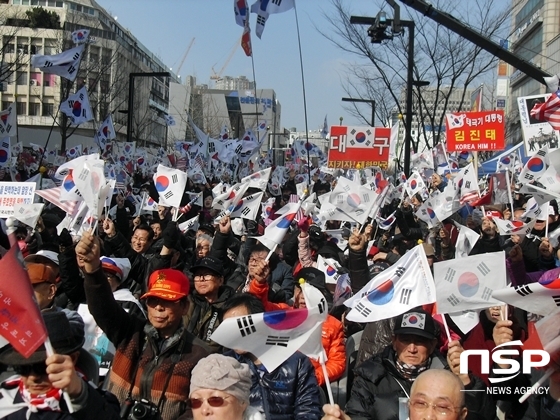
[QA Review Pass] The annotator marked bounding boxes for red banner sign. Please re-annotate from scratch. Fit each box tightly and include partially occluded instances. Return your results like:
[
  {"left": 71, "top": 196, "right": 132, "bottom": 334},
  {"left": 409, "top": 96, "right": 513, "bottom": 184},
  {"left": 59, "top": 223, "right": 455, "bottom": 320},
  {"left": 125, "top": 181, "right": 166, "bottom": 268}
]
[
  {"left": 445, "top": 110, "right": 505, "bottom": 152},
  {"left": 328, "top": 126, "right": 391, "bottom": 169}
]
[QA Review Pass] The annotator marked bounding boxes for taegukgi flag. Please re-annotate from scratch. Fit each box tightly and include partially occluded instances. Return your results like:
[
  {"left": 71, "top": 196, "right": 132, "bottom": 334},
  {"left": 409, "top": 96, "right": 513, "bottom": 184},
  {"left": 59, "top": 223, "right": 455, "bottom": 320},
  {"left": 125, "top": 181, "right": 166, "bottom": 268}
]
[
  {"left": 0, "top": 103, "right": 17, "bottom": 137},
  {"left": 153, "top": 164, "right": 188, "bottom": 209},
  {"left": 31, "top": 44, "right": 85, "bottom": 82},
  {"left": 434, "top": 251, "right": 506, "bottom": 314},
  {"left": 211, "top": 299, "right": 326, "bottom": 372},
  {"left": 59, "top": 87, "right": 93, "bottom": 125},
  {"left": 345, "top": 245, "right": 435, "bottom": 323},
  {"left": 493, "top": 275, "right": 560, "bottom": 317}
]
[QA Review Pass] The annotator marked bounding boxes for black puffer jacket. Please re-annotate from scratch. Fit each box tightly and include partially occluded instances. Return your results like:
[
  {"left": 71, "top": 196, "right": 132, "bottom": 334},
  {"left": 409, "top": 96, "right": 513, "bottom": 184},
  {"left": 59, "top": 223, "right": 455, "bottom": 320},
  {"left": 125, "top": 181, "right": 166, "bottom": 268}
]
[
  {"left": 225, "top": 350, "right": 322, "bottom": 420},
  {"left": 469, "top": 233, "right": 507, "bottom": 255},
  {"left": 345, "top": 346, "right": 496, "bottom": 420}
]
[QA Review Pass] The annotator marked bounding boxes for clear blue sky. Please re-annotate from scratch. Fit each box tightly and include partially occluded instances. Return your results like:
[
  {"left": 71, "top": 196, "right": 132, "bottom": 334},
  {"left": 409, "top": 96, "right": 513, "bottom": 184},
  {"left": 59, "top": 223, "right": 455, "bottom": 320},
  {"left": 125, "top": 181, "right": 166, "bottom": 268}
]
[{"left": 95, "top": 0, "right": 510, "bottom": 131}]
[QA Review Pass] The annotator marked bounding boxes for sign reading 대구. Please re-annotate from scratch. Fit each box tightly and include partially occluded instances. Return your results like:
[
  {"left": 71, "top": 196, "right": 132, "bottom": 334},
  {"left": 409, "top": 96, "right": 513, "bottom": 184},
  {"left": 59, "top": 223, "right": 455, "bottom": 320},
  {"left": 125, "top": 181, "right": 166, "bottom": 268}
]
[
  {"left": 445, "top": 110, "right": 505, "bottom": 152},
  {"left": 328, "top": 126, "right": 391, "bottom": 169}
]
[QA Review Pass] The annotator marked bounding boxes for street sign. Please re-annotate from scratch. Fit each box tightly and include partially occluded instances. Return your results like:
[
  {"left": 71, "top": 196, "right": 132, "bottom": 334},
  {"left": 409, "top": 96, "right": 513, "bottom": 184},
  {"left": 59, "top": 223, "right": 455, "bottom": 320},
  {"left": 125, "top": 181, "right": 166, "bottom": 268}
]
[
  {"left": 328, "top": 125, "right": 391, "bottom": 169},
  {"left": 445, "top": 110, "right": 505, "bottom": 152}
]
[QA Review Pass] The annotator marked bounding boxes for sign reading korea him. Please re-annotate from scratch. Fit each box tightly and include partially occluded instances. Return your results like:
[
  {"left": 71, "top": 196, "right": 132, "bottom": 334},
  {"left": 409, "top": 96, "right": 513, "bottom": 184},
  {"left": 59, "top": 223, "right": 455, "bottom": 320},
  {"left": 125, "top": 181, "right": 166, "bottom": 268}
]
[
  {"left": 328, "top": 125, "right": 391, "bottom": 169},
  {"left": 445, "top": 110, "right": 505, "bottom": 152}
]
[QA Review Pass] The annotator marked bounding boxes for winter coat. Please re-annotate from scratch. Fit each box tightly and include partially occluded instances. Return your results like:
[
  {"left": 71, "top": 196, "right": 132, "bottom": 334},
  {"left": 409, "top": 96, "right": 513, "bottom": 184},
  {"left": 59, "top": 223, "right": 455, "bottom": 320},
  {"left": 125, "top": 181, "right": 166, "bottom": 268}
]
[
  {"left": 247, "top": 279, "right": 346, "bottom": 386},
  {"left": 83, "top": 268, "right": 210, "bottom": 420},
  {"left": 183, "top": 285, "right": 235, "bottom": 352},
  {"left": 224, "top": 350, "right": 322, "bottom": 420},
  {"left": 345, "top": 346, "right": 496, "bottom": 420},
  {"left": 469, "top": 233, "right": 507, "bottom": 255}
]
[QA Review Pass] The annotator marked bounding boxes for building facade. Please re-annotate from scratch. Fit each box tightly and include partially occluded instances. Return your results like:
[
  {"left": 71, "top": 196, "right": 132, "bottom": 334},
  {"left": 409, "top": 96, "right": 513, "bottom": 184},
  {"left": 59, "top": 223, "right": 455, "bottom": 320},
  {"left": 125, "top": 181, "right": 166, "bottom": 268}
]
[
  {"left": 214, "top": 75, "right": 255, "bottom": 92},
  {"left": 0, "top": 0, "right": 179, "bottom": 150}
]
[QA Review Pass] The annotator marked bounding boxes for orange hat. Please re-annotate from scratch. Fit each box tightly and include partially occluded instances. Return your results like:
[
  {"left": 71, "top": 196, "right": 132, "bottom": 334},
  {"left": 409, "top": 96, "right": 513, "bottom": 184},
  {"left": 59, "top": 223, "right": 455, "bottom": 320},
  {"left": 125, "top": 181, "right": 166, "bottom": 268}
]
[
  {"left": 27, "top": 263, "right": 58, "bottom": 285},
  {"left": 141, "top": 269, "right": 190, "bottom": 301}
]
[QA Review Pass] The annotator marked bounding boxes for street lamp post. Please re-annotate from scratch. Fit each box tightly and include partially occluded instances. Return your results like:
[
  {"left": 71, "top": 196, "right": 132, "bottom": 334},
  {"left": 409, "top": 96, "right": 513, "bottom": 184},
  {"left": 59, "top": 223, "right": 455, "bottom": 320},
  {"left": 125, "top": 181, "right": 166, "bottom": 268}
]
[
  {"left": 341, "top": 97, "right": 376, "bottom": 127},
  {"left": 127, "top": 72, "right": 170, "bottom": 145}
]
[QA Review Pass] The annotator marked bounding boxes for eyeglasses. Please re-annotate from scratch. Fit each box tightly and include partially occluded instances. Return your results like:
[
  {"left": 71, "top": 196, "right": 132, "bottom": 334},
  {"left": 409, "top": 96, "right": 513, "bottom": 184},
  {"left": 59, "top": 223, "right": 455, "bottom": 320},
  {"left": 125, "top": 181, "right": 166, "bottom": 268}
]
[
  {"left": 14, "top": 362, "right": 47, "bottom": 376},
  {"left": 187, "top": 396, "right": 231, "bottom": 409},
  {"left": 145, "top": 296, "right": 181, "bottom": 307},
  {"left": 409, "top": 400, "right": 460, "bottom": 417},
  {"left": 194, "top": 274, "right": 216, "bottom": 282},
  {"left": 248, "top": 256, "right": 266, "bottom": 264}
]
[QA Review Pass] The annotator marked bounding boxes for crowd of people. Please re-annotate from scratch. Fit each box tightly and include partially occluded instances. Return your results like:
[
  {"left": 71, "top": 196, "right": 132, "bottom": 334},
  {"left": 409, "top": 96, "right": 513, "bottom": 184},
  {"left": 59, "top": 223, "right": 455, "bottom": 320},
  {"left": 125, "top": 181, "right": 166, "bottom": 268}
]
[{"left": 0, "top": 159, "right": 558, "bottom": 420}]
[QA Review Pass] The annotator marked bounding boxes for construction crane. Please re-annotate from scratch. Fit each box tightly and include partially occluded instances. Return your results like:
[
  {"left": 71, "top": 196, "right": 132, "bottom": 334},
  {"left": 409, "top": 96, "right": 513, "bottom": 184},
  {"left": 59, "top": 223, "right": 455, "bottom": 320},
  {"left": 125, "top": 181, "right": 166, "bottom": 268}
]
[
  {"left": 210, "top": 37, "right": 242, "bottom": 80},
  {"left": 175, "top": 37, "right": 195, "bottom": 78}
]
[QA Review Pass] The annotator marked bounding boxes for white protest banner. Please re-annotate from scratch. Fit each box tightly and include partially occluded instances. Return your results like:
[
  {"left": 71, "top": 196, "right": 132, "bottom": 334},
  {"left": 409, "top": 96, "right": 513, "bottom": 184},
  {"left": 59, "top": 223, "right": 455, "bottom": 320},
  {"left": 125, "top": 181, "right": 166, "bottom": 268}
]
[{"left": 0, "top": 182, "right": 36, "bottom": 218}]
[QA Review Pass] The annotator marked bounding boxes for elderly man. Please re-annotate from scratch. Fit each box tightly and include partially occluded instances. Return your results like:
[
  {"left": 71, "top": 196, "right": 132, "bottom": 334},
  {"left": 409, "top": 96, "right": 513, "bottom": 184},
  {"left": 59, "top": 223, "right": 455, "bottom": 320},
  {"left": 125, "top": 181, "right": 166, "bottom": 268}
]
[
  {"left": 321, "top": 308, "right": 494, "bottom": 420},
  {"left": 184, "top": 256, "right": 235, "bottom": 352},
  {"left": 322, "top": 369, "right": 467, "bottom": 420},
  {"left": 75, "top": 231, "right": 210, "bottom": 420}
]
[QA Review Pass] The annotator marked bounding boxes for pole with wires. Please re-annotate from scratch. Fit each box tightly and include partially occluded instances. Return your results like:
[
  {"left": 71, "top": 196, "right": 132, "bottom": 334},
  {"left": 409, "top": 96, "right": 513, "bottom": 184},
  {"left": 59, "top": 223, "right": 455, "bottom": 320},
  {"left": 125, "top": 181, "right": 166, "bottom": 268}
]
[{"left": 293, "top": 2, "right": 311, "bottom": 188}]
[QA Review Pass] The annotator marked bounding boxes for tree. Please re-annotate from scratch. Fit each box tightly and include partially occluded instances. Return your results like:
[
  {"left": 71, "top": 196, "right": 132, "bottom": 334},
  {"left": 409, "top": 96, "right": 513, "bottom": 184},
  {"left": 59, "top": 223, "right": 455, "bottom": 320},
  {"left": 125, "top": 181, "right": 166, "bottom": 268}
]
[
  {"left": 319, "top": 0, "right": 511, "bottom": 164},
  {"left": 25, "top": 7, "right": 60, "bottom": 29},
  {"left": 0, "top": 8, "right": 28, "bottom": 87}
]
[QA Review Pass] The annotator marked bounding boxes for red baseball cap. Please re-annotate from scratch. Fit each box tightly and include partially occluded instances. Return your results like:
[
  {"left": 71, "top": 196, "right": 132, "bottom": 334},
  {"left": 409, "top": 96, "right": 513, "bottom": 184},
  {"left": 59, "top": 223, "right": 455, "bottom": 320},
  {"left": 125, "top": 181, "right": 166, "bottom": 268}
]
[{"left": 141, "top": 269, "right": 190, "bottom": 301}]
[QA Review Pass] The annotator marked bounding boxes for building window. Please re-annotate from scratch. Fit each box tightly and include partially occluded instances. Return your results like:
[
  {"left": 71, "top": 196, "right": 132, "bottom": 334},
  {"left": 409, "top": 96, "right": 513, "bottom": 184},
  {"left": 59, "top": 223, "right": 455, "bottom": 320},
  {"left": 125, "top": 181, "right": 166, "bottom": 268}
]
[
  {"left": 29, "top": 103, "right": 40, "bottom": 116},
  {"left": 3, "top": 43, "right": 14, "bottom": 54},
  {"left": 16, "top": 71, "right": 27, "bottom": 85},
  {"left": 17, "top": 44, "right": 28, "bottom": 54},
  {"left": 16, "top": 102, "right": 26, "bottom": 115},
  {"left": 30, "top": 45, "right": 41, "bottom": 54},
  {"left": 42, "top": 103, "right": 54, "bottom": 117},
  {"left": 1, "top": 102, "right": 9, "bottom": 112},
  {"left": 88, "top": 78, "right": 97, "bottom": 90}
]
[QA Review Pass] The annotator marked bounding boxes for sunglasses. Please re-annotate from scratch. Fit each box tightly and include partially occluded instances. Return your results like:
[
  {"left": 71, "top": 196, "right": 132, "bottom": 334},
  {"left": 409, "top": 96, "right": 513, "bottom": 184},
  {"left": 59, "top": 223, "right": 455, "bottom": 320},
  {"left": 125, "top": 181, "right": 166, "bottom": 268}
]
[
  {"left": 187, "top": 396, "right": 230, "bottom": 409},
  {"left": 14, "top": 362, "right": 47, "bottom": 376}
]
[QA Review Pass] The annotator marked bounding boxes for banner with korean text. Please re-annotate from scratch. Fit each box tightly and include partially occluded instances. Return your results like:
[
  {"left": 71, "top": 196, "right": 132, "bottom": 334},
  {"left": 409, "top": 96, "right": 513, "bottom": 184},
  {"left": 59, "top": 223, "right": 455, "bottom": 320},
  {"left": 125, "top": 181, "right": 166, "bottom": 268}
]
[
  {"left": 445, "top": 110, "right": 505, "bottom": 152},
  {"left": 328, "top": 125, "right": 391, "bottom": 169},
  {"left": 0, "top": 182, "right": 36, "bottom": 218}
]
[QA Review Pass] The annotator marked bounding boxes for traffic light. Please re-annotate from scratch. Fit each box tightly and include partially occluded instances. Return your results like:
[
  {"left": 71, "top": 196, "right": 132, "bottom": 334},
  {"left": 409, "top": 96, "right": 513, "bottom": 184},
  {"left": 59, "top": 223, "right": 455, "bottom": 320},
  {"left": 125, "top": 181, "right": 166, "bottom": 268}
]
[{"left": 367, "top": 11, "right": 392, "bottom": 43}]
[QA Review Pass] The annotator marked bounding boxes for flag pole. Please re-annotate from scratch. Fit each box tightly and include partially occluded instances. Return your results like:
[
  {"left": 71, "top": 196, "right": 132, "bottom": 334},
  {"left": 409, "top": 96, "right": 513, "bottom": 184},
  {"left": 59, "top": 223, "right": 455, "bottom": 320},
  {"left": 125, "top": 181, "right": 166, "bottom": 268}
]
[
  {"left": 440, "top": 314, "right": 452, "bottom": 344},
  {"left": 44, "top": 337, "right": 75, "bottom": 413},
  {"left": 319, "top": 352, "right": 335, "bottom": 405},
  {"left": 519, "top": 368, "right": 554, "bottom": 403},
  {"left": 293, "top": 1, "right": 311, "bottom": 187},
  {"left": 505, "top": 168, "right": 514, "bottom": 217}
]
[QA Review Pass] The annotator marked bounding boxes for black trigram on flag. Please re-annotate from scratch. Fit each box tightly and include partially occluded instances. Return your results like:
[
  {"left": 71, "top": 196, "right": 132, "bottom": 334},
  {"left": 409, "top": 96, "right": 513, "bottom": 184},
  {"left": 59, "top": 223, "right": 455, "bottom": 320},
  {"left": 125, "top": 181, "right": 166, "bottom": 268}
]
[
  {"left": 553, "top": 295, "right": 560, "bottom": 306},
  {"left": 208, "top": 143, "right": 216, "bottom": 153},
  {"left": 355, "top": 302, "right": 371, "bottom": 317},
  {"left": 241, "top": 207, "right": 251, "bottom": 216},
  {"left": 72, "top": 52, "right": 80, "bottom": 60},
  {"left": 444, "top": 268, "right": 456, "bottom": 283},
  {"left": 171, "top": 174, "right": 178, "bottom": 184},
  {"left": 318, "top": 298, "right": 326, "bottom": 314},
  {"left": 476, "top": 262, "right": 491, "bottom": 276},
  {"left": 447, "top": 294, "right": 460, "bottom": 307},
  {"left": 164, "top": 191, "right": 173, "bottom": 199},
  {"left": 515, "top": 285, "right": 533, "bottom": 297},
  {"left": 257, "top": 15, "right": 266, "bottom": 26},
  {"left": 77, "top": 169, "right": 89, "bottom": 181},
  {"left": 1, "top": 142, "right": 8, "bottom": 149},
  {"left": 44, "top": 60, "right": 53, "bottom": 67},
  {"left": 481, "top": 286, "right": 492, "bottom": 301},
  {"left": 400, "top": 288, "right": 412, "bottom": 305},
  {"left": 395, "top": 266, "right": 406, "bottom": 278},
  {"left": 237, "top": 316, "right": 256, "bottom": 337},
  {"left": 265, "top": 335, "right": 289, "bottom": 347},
  {"left": 67, "top": 65, "right": 77, "bottom": 75},
  {"left": 363, "top": 194, "right": 370, "bottom": 203},
  {"left": 272, "top": 0, "right": 283, "bottom": 6}
]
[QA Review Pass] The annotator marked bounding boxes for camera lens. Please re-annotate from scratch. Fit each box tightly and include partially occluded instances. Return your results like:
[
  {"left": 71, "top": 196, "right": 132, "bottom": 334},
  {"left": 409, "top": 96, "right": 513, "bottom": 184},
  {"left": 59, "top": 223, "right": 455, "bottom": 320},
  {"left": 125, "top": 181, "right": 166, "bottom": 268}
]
[{"left": 132, "top": 404, "right": 148, "bottom": 419}]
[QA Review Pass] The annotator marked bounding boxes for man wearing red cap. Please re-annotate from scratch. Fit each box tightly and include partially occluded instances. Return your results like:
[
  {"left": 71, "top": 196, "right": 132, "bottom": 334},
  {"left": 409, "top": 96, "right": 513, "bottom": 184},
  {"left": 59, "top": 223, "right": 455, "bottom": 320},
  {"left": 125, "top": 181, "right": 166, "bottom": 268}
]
[{"left": 75, "top": 232, "right": 210, "bottom": 420}]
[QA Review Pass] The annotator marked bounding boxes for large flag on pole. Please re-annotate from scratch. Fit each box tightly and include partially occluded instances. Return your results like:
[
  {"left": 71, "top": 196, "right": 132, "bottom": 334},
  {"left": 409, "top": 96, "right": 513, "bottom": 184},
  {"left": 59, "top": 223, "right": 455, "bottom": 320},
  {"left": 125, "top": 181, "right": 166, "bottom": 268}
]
[
  {"left": 530, "top": 90, "right": 560, "bottom": 131},
  {"left": 434, "top": 251, "right": 507, "bottom": 314},
  {"left": 241, "top": 167, "right": 272, "bottom": 190},
  {"left": 260, "top": 201, "right": 301, "bottom": 248},
  {"left": 0, "top": 247, "right": 48, "bottom": 358},
  {"left": 345, "top": 245, "right": 436, "bottom": 323},
  {"left": 31, "top": 44, "right": 85, "bottom": 82},
  {"left": 94, "top": 114, "right": 116, "bottom": 148},
  {"left": 329, "top": 177, "right": 377, "bottom": 224},
  {"left": 250, "top": 0, "right": 295, "bottom": 38}
]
